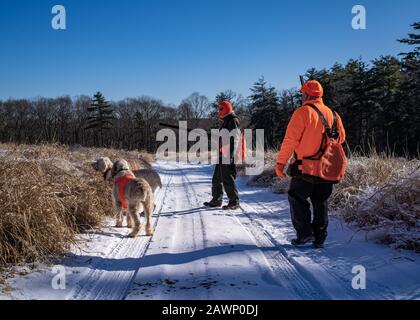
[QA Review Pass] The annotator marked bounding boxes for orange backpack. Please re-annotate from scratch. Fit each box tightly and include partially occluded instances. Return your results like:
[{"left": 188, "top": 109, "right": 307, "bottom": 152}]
[{"left": 301, "top": 104, "right": 347, "bottom": 184}]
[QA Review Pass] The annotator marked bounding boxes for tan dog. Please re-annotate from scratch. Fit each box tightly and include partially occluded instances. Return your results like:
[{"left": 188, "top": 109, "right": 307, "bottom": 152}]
[
  {"left": 91, "top": 157, "right": 114, "bottom": 184},
  {"left": 111, "top": 159, "right": 154, "bottom": 238},
  {"left": 91, "top": 157, "right": 162, "bottom": 191},
  {"left": 91, "top": 157, "right": 162, "bottom": 230}
]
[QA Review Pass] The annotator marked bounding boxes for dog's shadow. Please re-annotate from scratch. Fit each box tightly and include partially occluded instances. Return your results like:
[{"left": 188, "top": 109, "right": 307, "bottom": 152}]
[
  {"left": 64, "top": 244, "right": 278, "bottom": 272},
  {"left": 82, "top": 227, "right": 154, "bottom": 240}
]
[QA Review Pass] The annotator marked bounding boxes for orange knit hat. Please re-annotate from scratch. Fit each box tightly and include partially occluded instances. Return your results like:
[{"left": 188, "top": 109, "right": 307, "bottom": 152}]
[
  {"left": 218, "top": 100, "right": 233, "bottom": 119},
  {"left": 301, "top": 80, "right": 324, "bottom": 98}
]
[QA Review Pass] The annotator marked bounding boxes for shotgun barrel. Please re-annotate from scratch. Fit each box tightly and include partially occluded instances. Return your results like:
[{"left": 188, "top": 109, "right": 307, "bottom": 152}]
[
  {"left": 159, "top": 122, "right": 194, "bottom": 132},
  {"left": 159, "top": 122, "right": 211, "bottom": 136}
]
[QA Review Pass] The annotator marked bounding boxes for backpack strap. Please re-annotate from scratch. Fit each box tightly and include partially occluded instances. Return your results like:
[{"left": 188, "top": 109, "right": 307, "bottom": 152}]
[{"left": 305, "top": 104, "right": 339, "bottom": 140}]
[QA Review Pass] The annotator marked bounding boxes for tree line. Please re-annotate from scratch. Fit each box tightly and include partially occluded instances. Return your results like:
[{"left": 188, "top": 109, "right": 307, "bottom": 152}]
[{"left": 0, "top": 22, "right": 418, "bottom": 156}]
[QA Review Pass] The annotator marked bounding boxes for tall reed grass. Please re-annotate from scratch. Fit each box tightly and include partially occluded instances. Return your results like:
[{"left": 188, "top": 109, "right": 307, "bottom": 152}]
[{"left": 0, "top": 143, "right": 153, "bottom": 264}]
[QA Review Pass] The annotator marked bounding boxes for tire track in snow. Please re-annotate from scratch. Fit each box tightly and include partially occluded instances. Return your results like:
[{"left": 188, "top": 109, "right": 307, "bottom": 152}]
[
  {"left": 180, "top": 165, "right": 326, "bottom": 299},
  {"left": 235, "top": 201, "right": 329, "bottom": 300},
  {"left": 176, "top": 165, "right": 212, "bottom": 299},
  {"left": 239, "top": 191, "right": 392, "bottom": 300},
  {"left": 68, "top": 167, "right": 173, "bottom": 300},
  {"left": 126, "top": 164, "right": 213, "bottom": 300}
]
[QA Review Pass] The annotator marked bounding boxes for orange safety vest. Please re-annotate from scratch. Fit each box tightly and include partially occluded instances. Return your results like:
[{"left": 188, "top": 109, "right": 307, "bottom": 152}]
[
  {"left": 220, "top": 130, "right": 246, "bottom": 162},
  {"left": 114, "top": 173, "right": 136, "bottom": 209},
  {"left": 239, "top": 130, "right": 246, "bottom": 161}
]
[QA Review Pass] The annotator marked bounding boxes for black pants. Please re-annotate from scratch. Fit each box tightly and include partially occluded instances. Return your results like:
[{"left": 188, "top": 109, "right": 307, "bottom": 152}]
[
  {"left": 288, "top": 177, "right": 333, "bottom": 243},
  {"left": 212, "top": 164, "right": 239, "bottom": 205}
]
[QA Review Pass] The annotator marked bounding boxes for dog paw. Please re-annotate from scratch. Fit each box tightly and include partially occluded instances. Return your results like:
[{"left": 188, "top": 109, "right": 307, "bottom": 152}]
[
  {"left": 128, "top": 231, "right": 139, "bottom": 238},
  {"left": 146, "top": 228, "right": 154, "bottom": 236},
  {"left": 115, "top": 223, "right": 124, "bottom": 228}
]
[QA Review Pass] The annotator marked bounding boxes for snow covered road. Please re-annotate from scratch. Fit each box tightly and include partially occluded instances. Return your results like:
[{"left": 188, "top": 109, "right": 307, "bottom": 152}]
[{"left": 3, "top": 161, "right": 420, "bottom": 300}]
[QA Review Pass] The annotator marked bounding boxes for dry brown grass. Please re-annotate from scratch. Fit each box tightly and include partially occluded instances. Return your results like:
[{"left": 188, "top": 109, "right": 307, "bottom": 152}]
[
  {"left": 0, "top": 143, "right": 154, "bottom": 265},
  {"left": 331, "top": 154, "right": 420, "bottom": 251},
  {"left": 246, "top": 150, "right": 420, "bottom": 251},
  {"left": 245, "top": 150, "right": 292, "bottom": 193}
]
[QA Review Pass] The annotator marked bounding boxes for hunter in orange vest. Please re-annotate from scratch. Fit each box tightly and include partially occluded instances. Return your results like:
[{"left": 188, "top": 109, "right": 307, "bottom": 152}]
[
  {"left": 203, "top": 100, "right": 242, "bottom": 210},
  {"left": 275, "top": 80, "right": 347, "bottom": 249}
]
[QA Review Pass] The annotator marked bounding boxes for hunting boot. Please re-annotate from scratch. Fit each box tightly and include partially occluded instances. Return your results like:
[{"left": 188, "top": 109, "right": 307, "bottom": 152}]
[{"left": 204, "top": 200, "right": 223, "bottom": 208}]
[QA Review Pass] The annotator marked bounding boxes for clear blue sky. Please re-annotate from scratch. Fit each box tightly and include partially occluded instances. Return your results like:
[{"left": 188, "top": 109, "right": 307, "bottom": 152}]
[{"left": 0, "top": 0, "right": 419, "bottom": 105}]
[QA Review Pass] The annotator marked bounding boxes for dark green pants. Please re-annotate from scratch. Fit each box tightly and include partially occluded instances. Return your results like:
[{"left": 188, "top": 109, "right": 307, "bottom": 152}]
[{"left": 212, "top": 164, "right": 239, "bottom": 205}]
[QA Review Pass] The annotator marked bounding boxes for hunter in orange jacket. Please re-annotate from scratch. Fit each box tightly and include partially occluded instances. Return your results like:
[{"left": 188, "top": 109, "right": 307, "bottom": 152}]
[
  {"left": 276, "top": 80, "right": 346, "bottom": 177},
  {"left": 276, "top": 80, "right": 347, "bottom": 248}
]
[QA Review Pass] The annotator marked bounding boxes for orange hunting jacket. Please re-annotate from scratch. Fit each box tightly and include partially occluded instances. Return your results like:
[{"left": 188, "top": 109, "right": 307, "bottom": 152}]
[{"left": 277, "top": 98, "right": 346, "bottom": 165}]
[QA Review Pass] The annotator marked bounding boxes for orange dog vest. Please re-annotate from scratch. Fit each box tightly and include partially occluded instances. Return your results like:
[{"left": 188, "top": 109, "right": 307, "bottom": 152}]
[{"left": 114, "top": 173, "right": 136, "bottom": 209}]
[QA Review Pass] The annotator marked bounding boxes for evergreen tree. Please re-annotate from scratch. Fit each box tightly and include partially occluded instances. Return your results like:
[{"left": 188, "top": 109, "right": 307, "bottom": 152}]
[
  {"left": 85, "top": 92, "right": 115, "bottom": 147},
  {"left": 399, "top": 22, "right": 420, "bottom": 59},
  {"left": 249, "top": 77, "right": 282, "bottom": 149},
  {"left": 369, "top": 56, "right": 403, "bottom": 152},
  {"left": 398, "top": 22, "right": 420, "bottom": 154},
  {"left": 277, "top": 89, "right": 298, "bottom": 141},
  {"left": 336, "top": 59, "right": 375, "bottom": 150}
]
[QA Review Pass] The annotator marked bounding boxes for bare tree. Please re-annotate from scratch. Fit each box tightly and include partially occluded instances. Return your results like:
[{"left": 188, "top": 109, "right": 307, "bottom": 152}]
[{"left": 178, "top": 92, "right": 210, "bottom": 127}]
